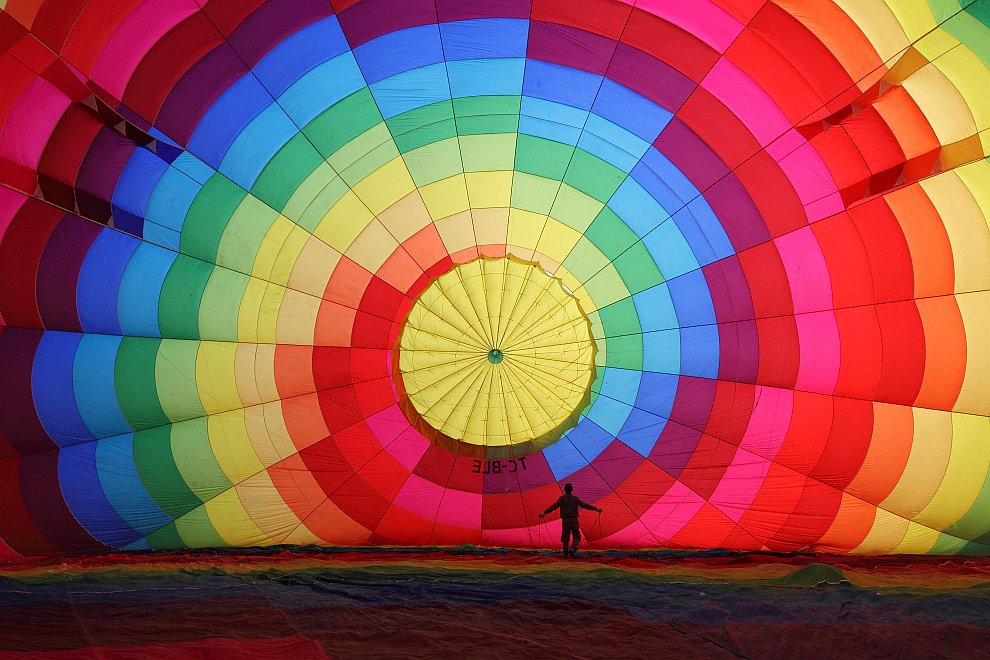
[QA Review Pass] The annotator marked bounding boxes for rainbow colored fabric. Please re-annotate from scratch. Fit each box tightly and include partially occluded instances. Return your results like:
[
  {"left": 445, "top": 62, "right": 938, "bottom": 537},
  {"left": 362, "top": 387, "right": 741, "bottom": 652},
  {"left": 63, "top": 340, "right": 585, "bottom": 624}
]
[{"left": 0, "top": 0, "right": 989, "bottom": 559}]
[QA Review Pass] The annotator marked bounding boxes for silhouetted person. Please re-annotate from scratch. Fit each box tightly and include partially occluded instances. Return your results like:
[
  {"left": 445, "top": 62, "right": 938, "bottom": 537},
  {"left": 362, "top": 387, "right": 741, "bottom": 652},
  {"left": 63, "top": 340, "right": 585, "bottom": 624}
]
[{"left": 539, "top": 483, "right": 602, "bottom": 557}]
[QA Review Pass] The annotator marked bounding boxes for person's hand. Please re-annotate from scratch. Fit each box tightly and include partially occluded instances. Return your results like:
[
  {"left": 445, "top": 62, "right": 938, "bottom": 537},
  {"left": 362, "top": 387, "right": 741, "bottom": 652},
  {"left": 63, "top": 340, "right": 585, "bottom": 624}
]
[
  {"left": 538, "top": 513, "right": 544, "bottom": 518},
  {"left": 596, "top": 507, "right": 603, "bottom": 513}
]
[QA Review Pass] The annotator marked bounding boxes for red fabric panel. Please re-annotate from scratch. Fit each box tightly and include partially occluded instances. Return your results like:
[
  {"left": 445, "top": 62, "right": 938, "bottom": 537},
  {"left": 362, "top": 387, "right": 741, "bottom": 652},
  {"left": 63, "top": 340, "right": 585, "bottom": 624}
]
[
  {"left": 532, "top": 0, "right": 631, "bottom": 39},
  {"left": 0, "top": 200, "right": 61, "bottom": 329},
  {"left": 737, "top": 241, "right": 794, "bottom": 318},
  {"left": 677, "top": 434, "right": 735, "bottom": 500},
  {"left": 810, "top": 398, "right": 873, "bottom": 491},
  {"left": 774, "top": 392, "right": 832, "bottom": 475},
  {"left": 874, "top": 301, "right": 925, "bottom": 406},
  {"left": 678, "top": 86, "right": 761, "bottom": 171},
  {"left": 623, "top": 8, "right": 719, "bottom": 82},
  {"left": 0, "top": 455, "right": 60, "bottom": 556},
  {"left": 703, "top": 380, "right": 755, "bottom": 446},
  {"left": 833, "top": 306, "right": 883, "bottom": 400},
  {"left": 734, "top": 150, "right": 808, "bottom": 237},
  {"left": 756, "top": 316, "right": 800, "bottom": 389},
  {"left": 848, "top": 199, "right": 914, "bottom": 304},
  {"left": 811, "top": 212, "right": 873, "bottom": 309}
]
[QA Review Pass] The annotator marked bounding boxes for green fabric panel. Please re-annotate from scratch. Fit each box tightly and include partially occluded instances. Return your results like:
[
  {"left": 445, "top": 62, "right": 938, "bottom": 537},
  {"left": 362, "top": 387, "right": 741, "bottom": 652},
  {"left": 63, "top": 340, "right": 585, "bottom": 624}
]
[
  {"left": 115, "top": 337, "right": 169, "bottom": 431},
  {"left": 281, "top": 163, "right": 337, "bottom": 224},
  {"left": 169, "top": 416, "right": 234, "bottom": 502},
  {"left": 601, "top": 333, "right": 643, "bottom": 370},
  {"left": 929, "top": 532, "right": 969, "bottom": 555},
  {"left": 297, "top": 176, "right": 349, "bottom": 232},
  {"left": 549, "top": 185, "right": 601, "bottom": 232},
  {"left": 943, "top": 11, "right": 990, "bottom": 66},
  {"left": 509, "top": 172, "right": 558, "bottom": 214},
  {"left": 598, "top": 298, "right": 641, "bottom": 337},
  {"left": 217, "top": 196, "right": 278, "bottom": 275},
  {"left": 562, "top": 237, "right": 610, "bottom": 284},
  {"left": 306, "top": 89, "right": 383, "bottom": 157},
  {"left": 133, "top": 424, "right": 202, "bottom": 519},
  {"left": 198, "top": 269, "right": 249, "bottom": 342},
  {"left": 614, "top": 242, "right": 665, "bottom": 293},
  {"left": 564, "top": 150, "right": 625, "bottom": 202},
  {"left": 585, "top": 208, "right": 637, "bottom": 260},
  {"left": 155, "top": 340, "right": 206, "bottom": 422},
  {"left": 588, "top": 365, "right": 606, "bottom": 408},
  {"left": 146, "top": 522, "right": 186, "bottom": 550},
  {"left": 180, "top": 175, "right": 246, "bottom": 263},
  {"left": 404, "top": 138, "right": 464, "bottom": 185},
  {"left": 460, "top": 133, "right": 516, "bottom": 171},
  {"left": 967, "top": 0, "right": 990, "bottom": 27},
  {"left": 454, "top": 95, "right": 521, "bottom": 117},
  {"left": 394, "top": 119, "right": 457, "bottom": 153},
  {"left": 945, "top": 458, "right": 990, "bottom": 542},
  {"left": 457, "top": 114, "right": 519, "bottom": 136},
  {"left": 158, "top": 256, "right": 212, "bottom": 340},
  {"left": 515, "top": 134, "right": 571, "bottom": 180},
  {"left": 251, "top": 133, "right": 325, "bottom": 211},
  {"left": 387, "top": 100, "right": 452, "bottom": 137},
  {"left": 174, "top": 507, "right": 230, "bottom": 548}
]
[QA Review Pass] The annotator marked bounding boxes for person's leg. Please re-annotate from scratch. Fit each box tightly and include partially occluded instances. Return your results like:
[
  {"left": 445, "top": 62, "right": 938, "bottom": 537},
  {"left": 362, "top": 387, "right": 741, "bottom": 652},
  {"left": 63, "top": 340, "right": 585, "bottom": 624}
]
[
  {"left": 571, "top": 525, "right": 582, "bottom": 557},
  {"left": 560, "top": 526, "right": 569, "bottom": 556}
]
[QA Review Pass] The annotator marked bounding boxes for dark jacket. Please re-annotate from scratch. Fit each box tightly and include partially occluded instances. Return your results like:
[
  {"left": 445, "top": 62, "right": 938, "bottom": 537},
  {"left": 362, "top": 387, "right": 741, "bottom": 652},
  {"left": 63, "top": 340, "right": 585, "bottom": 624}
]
[{"left": 543, "top": 493, "right": 598, "bottom": 520}]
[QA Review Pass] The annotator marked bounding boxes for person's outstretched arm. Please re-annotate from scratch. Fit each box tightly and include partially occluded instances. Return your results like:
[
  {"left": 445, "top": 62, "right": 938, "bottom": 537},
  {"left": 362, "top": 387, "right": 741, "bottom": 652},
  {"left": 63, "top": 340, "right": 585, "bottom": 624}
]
[
  {"left": 577, "top": 498, "right": 603, "bottom": 513},
  {"left": 539, "top": 497, "right": 563, "bottom": 517}
]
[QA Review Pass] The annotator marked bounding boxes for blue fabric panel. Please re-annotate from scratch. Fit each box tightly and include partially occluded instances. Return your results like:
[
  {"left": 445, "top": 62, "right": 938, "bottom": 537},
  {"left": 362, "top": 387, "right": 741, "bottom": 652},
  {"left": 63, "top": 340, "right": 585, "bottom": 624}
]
[
  {"left": 371, "top": 63, "right": 451, "bottom": 119},
  {"left": 280, "top": 53, "right": 365, "bottom": 126},
  {"left": 253, "top": 16, "right": 349, "bottom": 97},
  {"left": 668, "top": 269, "right": 716, "bottom": 327},
  {"left": 634, "top": 372, "right": 677, "bottom": 419},
  {"left": 618, "top": 408, "right": 667, "bottom": 458},
  {"left": 633, "top": 284, "right": 678, "bottom": 332},
  {"left": 448, "top": 58, "right": 525, "bottom": 98},
  {"left": 600, "top": 368, "right": 642, "bottom": 406},
  {"left": 608, "top": 178, "right": 669, "bottom": 237},
  {"left": 32, "top": 331, "right": 92, "bottom": 447},
  {"left": 522, "top": 61, "right": 601, "bottom": 109},
  {"left": 585, "top": 114, "right": 649, "bottom": 160},
  {"left": 639, "top": 149, "right": 696, "bottom": 206},
  {"left": 566, "top": 417, "right": 614, "bottom": 462},
  {"left": 543, "top": 436, "right": 588, "bottom": 480},
  {"left": 354, "top": 24, "right": 443, "bottom": 85},
  {"left": 521, "top": 97, "right": 587, "bottom": 128},
  {"left": 219, "top": 104, "right": 299, "bottom": 189},
  {"left": 77, "top": 229, "right": 139, "bottom": 335},
  {"left": 518, "top": 115, "right": 583, "bottom": 145},
  {"left": 117, "top": 243, "right": 175, "bottom": 338},
  {"left": 585, "top": 394, "right": 632, "bottom": 437},
  {"left": 188, "top": 75, "right": 273, "bottom": 168},
  {"left": 145, "top": 166, "right": 202, "bottom": 246},
  {"left": 96, "top": 434, "right": 173, "bottom": 535},
  {"left": 73, "top": 334, "right": 131, "bottom": 439},
  {"left": 59, "top": 441, "right": 142, "bottom": 547},
  {"left": 642, "top": 329, "right": 680, "bottom": 374},
  {"left": 593, "top": 80, "right": 672, "bottom": 143},
  {"left": 170, "top": 152, "right": 215, "bottom": 185},
  {"left": 630, "top": 159, "right": 683, "bottom": 212},
  {"left": 441, "top": 19, "right": 529, "bottom": 60},
  {"left": 112, "top": 148, "right": 168, "bottom": 224},
  {"left": 670, "top": 203, "right": 733, "bottom": 267},
  {"left": 147, "top": 126, "right": 180, "bottom": 147},
  {"left": 642, "top": 218, "right": 699, "bottom": 279},
  {"left": 679, "top": 325, "right": 720, "bottom": 379},
  {"left": 576, "top": 132, "right": 638, "bottom": 171}
]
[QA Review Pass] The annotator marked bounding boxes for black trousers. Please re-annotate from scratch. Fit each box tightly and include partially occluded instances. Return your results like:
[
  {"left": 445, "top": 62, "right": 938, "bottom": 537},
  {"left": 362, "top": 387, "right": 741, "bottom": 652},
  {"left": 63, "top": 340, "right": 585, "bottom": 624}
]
[{"left": 560, "top": 518, "right": 581, "bottom": 550}]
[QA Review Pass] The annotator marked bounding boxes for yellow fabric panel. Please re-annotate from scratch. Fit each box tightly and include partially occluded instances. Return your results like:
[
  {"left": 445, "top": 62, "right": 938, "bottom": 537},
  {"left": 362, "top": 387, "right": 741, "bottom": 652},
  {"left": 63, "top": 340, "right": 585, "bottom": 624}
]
[
  {"left": 883, "top": 0, "right": 937, "bottom": 43},
  {"left": 196, "top": 341, "right": 242, "bottom": 414},
  {"left": 534, "top": 218, "right": 582, "bottom": 265},
  {"left": 466, "top": 170, "right": 513, "bottom": 207},
  {"left": 435, "top": 210, "right": 478, "bottom": 253},
  {"left": 352, "top": 157, "right": 416, "bottom": 214},
  {"left": 287, "top": 236, "right": 339, "bottom": 298},
  {"left": 507, "top": 208, "right": 548, "bottom": 257},
  {"left": 239, "top": 343, "right": 279, "bottom": 403},
  {"left": 910, "top": 27, "right": 959, "bottom": 61},
  {"left": 251, "top": 214, "right": 294, "bottom": 282},
  {"left": 931, "top": 45, "right": 990, "bottom": 139},
  {"left": 283, "top": 498, "right": 370, "bottom": 546},
  {"left": 902, "top": 63, "right": 978, "bottom": 145},
  {"left": 880, "top": 408, "right": 951, "bottom": 518},
  {"left": 275, "top": 289, "right": 319, "bottom": 345},
  {"left": 914, "top": 413, "right": 990, "bottom": 532},
  {"left": 203, "top": 488, "right": 274, "bottom": 547},
  {"left": 244, "top": 401, "right": 297, "bottom": 466},
  {"left": 208, "top": 408, "right": 265, "bottom": 484},
  {"left": 235, "top": 473, "right": 304, "bottom": 544},
  {"left": 954, "top": 291, "right": 990, "bottom": 416},
  {"left": 345, "top": 219, "right": 399, "bottom": 272},
  {"left": 920, "top": 169, "right": 990, "bottom": 293},
  {"left": 892, "top": 520, "right": 940, "bottom": 554},
  {"left": 474, "top": 207, "right": 510, "bottom": 251},
  {"left": 582, "top": 262, "right": 630, "bottom": 310},
  {"left": 419, "top": 174, "right": 471, "bottom": 219},
  {"left": 236, "top": 279, "right": 268, "bottom": 342},
  {"left": 312, "top": 190, "right": 374, "bottom": 252},
  {"left": 218, "top": 196, "right": 278, "bottom": 274},
  {"left": 834, "top": 0, "right": 909, "bottom": 62},
  {"left": 852, "top": 507, "right": 909, "bottom": 554},
  {"left": 378, "top": 191, "right": 433, "bottom": 243},
  {"left": 233, "top": 344, "right": 264, "bottom": 406},
  {"left": 267, "top": 221, "right": 312, "bottom": 287}
]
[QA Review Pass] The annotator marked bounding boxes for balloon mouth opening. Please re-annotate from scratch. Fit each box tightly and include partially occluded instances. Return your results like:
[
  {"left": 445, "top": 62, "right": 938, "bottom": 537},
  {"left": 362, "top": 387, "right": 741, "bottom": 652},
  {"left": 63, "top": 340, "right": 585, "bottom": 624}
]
[{"left": 487, "top": 349, "right": 504, "bottom": 364}]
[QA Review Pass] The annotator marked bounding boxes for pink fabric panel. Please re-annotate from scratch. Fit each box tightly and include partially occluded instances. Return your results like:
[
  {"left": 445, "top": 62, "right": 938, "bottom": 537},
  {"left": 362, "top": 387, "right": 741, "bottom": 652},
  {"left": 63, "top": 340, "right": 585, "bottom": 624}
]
[
  {"left": 793, "top": 311, "right": 841, "bottom": 394},
  {"left": 707, "top": 448, "right": 771, "bottom": 523},
  {"left": 738, "top": 386, "right": 792, "bottom": 461},
  {"left": 436, "top": 488, "right": 482, "bottom": 529},
  {"left": 1, "top": 79, "right": 70, "bottom": 170},
  {"left": 774, "top": 227, "right": 832, "bottom": 313},
  {"left": 630, "top": 0, "right": 742, "bottom": 52},
  {"left": 639, "top": 481, "right": 705, "bottom": 541},
  {"left": 393, "top": 474, "right": 443, "bottom": 521},
  {"left": 703, "top": 58, "right": 790, "bottom": 147}
]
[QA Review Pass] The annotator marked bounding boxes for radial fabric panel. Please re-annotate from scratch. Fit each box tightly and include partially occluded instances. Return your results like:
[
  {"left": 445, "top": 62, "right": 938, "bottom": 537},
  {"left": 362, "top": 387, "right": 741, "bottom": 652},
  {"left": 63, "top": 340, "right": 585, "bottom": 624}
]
[{"left": 0, "top": 0, "right": 989, "bottom": 559}]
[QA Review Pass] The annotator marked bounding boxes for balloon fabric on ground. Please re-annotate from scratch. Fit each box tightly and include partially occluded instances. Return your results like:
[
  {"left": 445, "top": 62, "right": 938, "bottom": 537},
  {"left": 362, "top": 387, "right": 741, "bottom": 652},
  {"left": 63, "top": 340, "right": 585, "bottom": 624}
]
[{"left": 0, "top": 0, "right": 989, "bottom": 559}]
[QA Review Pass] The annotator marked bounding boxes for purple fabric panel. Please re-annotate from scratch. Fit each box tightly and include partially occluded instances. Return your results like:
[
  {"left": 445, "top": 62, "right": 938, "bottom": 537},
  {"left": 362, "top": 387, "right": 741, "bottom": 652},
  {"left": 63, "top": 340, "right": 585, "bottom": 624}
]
[
  {"left": 702, "top": 257, "right": 754, "bottom": 324},
  {"left": 566, "top": 460, "right": 614, "bottom": 504},
  {"left": 483, "top": 450, "right": 556, "bottom": 493},
  {"left": 155, "top": 45, "right": 246, "bottom": 145},
  {"left": 77, "top": 128, "right": 134, "bottom": 212},
  {"left": 36, "top": 217, "right": 101, "bottom": 332},
  {"left": 649, "top": 419, "right": 702, "bottom": 478},
  {"left": 526, "top": 21, "right": 615, "bottom": 75},
  {"left": 338, "top": 0, "right": 437, "bottom": 48},
  {"left": 0, "top": 328, "right": 53, "bottom": 456},
  {"left": 716, "top": 320, "right": 759, "bottom": 383},
  {"left": 591, "top": 439, "right": 642, "bottom": 489},
  {"left": 227, "top": 0, "right": 333, "bottom": 68},
  {"left": 436, "top": 0, "right": 531, "bottom": 21},
  {"left": 20, "top": 449, "right": 102, "bottom": 553},
  {"left": 667, "top": 376, "right": 715, "bottom": 432},
  {"left": 607, "top": 43, "right": 695, "bottom": 112},
  {"left": 705, "top": 176, "right": 770, "bottom": 252},
  {"left": 655, "top": 118, "right": 727, "bottom": 190}
]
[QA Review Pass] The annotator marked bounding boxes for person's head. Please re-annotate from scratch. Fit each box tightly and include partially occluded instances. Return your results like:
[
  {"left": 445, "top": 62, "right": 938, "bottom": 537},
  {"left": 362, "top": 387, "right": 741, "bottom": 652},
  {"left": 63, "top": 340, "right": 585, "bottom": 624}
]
[{"left": 564, "top": 483, "right": 573, "bottom": 494}]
